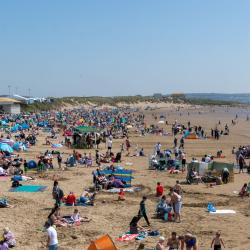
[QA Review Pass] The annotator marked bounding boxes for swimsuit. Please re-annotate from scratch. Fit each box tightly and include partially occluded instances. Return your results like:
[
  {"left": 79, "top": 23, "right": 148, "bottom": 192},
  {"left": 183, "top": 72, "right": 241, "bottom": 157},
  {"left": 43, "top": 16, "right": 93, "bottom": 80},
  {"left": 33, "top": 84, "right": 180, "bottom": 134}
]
[{"left": 214, "top": 244, "right": 221, "bottom": 250}]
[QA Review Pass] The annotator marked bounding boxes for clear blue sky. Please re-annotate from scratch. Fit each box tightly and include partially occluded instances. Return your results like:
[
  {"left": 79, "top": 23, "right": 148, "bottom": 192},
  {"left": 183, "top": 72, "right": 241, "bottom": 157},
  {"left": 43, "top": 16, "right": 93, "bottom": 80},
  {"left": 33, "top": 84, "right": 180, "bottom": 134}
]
[{"left": 0, "top": 0, "right": 250, "bottom": 97}]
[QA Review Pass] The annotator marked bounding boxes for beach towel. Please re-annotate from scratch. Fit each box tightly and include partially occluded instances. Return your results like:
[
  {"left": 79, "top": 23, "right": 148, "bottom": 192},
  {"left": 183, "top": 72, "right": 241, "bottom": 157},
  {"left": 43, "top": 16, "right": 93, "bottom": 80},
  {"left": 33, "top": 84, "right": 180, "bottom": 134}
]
[
  {"left": 209, "top": 209, "right": 236, "bottom": 214},
  {"left": 9, "top": 185, "right": 47, "bottom": 192},
  {"left": 116, "top": 234, "right": 138, "bottom": 241},
  {"left": 0, "top": 176, "right": 9, "bottom": 181},
  {"left": 103, "top": 187, "right": 141, "bottom": 193}
]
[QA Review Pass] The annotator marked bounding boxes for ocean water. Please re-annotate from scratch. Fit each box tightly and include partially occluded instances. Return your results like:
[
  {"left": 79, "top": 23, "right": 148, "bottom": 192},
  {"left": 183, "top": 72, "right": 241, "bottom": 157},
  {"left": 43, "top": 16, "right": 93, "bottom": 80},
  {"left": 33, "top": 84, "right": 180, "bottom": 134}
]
[{"left": 185, "top": 93, "right": 250, "bottom": 104}]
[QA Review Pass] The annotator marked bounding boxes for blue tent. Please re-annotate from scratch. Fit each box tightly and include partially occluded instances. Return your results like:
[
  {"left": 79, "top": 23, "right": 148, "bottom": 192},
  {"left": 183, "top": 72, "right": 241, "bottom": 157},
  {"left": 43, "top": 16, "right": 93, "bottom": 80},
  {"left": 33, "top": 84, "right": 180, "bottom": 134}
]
[
  {"left": 0, "top": 143, "right": 14, "bottom": 153},
  {"left": 100, "top": 168, "right": 134, "bottom": 187},
  {"left": 27, "top": 160, "right": 37, "bottom": 169}
]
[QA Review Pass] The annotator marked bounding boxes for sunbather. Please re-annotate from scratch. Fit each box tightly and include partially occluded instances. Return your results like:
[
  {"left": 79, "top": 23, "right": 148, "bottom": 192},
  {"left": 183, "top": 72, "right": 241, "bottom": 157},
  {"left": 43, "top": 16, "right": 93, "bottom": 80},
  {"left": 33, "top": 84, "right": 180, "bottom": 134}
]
[
  {"left": 11, "top": 174, "right": 35, "bottom": 182},
  {"left": 79, "top": 190, "right": 95, "bottom": 205},
  {"left": 0, "top": 199, "right": 13, "bottom": 208}
]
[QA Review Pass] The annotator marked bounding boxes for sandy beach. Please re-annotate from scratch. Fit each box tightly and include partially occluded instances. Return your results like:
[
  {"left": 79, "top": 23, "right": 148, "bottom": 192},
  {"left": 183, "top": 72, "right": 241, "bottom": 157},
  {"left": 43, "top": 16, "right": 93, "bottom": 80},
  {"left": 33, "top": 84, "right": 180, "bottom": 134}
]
[{"left": 1, "top": 104, "right": 250, "bottom": 250}]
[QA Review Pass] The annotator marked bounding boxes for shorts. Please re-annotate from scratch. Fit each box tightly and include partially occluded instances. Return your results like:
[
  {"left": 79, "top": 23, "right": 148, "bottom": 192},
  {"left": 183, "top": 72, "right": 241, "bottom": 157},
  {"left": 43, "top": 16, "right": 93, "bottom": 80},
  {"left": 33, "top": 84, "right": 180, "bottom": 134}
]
[
  {"left": 174, "top": 201, "right": 182, "bottom": 214},
  {"left": 49, "top": 244, "right": 58, "bottom": 250}
]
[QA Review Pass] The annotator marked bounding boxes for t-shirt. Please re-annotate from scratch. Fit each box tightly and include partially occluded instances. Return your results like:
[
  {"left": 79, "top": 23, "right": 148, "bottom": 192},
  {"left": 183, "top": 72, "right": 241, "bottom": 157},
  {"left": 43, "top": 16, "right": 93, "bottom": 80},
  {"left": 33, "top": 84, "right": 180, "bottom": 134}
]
[
  {"left": 0, "top": 242, "right": 8, "bottom": 250},
  {"left": 47, "top": 226, "right": 58, "bottom": 246},
  {"left": 71, "top": 213, "right": 80, "bottom": 222},
  {"left": 156, "top": 185, "right": 164, "bottom": 196},
  {"left": 66, "top": 194, "right": 76, "bottom": 205},
  {"left": 139, "top": 200, "right": 146, "bottom": 214}
]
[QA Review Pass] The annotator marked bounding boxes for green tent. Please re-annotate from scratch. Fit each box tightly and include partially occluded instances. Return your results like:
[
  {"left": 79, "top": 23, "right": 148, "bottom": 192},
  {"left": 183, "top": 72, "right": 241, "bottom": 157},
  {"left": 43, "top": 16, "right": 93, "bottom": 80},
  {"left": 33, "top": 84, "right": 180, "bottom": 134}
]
[{"left": 74, "top": 126, "right": 99, "bottom": 134}]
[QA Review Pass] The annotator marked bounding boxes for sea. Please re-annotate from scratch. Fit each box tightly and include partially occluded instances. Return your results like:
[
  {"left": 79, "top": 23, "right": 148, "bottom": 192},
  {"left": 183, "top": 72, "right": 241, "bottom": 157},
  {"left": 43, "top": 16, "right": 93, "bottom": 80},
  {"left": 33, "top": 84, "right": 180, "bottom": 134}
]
[{"left": 185, "top": 93, "right": 250, "bottom": 104}]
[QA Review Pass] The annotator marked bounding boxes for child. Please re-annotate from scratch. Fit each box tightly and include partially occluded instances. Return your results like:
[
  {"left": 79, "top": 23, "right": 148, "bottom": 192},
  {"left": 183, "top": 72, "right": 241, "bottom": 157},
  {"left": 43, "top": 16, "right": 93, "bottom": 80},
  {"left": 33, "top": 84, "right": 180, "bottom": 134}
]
[
  {"left": 70, "top": 209, "right": 91, "bottom": 224},
  {"left": 211, "top": 232, "right": 225, "bottom": 250},
  {"left": 239, "top": 183, "right": 248, "bottom": 197},
  {"left": 118, "top": 188, "right": 125, "bottom": 201},
  {"left": 156, "top": 182, "right": 164, "bottom": 197}
]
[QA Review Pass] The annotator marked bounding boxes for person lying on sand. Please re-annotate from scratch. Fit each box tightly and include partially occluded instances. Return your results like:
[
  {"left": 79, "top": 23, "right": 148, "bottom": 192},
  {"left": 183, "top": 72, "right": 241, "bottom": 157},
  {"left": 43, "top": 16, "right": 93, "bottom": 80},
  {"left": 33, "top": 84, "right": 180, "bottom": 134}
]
[
  {"left": 11, "top": 174, "right": 35, "bottom": 182},
  {"left": 0, "top": 198, "right": 13, "bottom": 208},
  {"left": 79, "top": 190, "right": 95, "bottom": 205}
]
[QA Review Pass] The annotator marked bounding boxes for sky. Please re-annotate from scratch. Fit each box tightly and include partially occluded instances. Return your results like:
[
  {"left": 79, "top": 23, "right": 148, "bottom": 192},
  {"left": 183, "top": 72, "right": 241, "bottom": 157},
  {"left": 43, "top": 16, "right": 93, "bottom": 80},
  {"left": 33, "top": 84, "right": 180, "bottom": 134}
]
[{"left": 0, "top": 0, "right": 250, "bottom": 97}]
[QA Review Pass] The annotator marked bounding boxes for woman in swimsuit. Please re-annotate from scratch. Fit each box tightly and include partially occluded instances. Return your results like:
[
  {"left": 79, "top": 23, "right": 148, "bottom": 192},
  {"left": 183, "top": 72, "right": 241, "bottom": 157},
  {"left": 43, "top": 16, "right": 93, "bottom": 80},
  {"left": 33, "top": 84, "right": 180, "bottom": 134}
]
[
  {"left": 211, "top": 232, "right": 225, "bottom": 250},
  {"left": 167, "top": 232, "right": 180, "bottom": 250},
  {"left": 180, "top": 233, "right": 198, "bottom": 250}
]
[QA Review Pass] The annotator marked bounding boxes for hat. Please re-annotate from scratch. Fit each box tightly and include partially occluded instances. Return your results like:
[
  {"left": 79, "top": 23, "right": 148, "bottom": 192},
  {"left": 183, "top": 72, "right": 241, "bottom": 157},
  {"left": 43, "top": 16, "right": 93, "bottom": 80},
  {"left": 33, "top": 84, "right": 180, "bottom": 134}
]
[
  {"left": 3, "top": 227, "right": 9, "bottom": 233},
  {"left": 159, "top": 236, "right": 165, "bottom": 241}
]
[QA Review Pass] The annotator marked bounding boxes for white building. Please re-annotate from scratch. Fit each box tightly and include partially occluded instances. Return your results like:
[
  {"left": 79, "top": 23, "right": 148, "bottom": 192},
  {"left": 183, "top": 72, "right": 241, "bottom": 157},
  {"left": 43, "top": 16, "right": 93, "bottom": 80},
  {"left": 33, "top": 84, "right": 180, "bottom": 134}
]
[{"left": 0, "top": 98, "right": 21, "bottom": 114}]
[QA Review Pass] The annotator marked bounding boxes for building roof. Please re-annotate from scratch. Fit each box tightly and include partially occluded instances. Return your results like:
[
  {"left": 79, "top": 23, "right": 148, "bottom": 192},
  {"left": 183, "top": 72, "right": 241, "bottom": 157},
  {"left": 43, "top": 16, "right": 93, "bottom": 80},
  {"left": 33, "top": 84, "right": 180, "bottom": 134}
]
[{"left": 0, "top": 97, "right": 21, "bottom": 104}]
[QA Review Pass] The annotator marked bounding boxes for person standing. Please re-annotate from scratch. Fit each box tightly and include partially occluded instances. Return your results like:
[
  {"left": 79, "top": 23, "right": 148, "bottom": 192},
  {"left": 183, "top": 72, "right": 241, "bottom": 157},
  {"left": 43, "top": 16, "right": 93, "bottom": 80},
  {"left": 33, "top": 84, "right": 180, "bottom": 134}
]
[
  {"left": 23, "top": 160, "right": 28, "bottom": 174},
  {"left": 174, "top": 137, "right": 178, "bottom": 148},
  {"left": 107, "top": 137, "right": 113, "bottom": 155},
  {"left": 179, "top": 138, "right": 184, "bottom": 149},
  {"left": 125, "top": 137, "right": 131, "bottom": 156},
  {"left": 137, "top": 196, "right": 150, "bottom": 226},
  {"left": 155, "top": 142, "right": 162, "bottom": 155},
  {"left": 211, "top": 231, "right": 225, "bottom": 250},
  {"left": 169, "top": 188, "right": 182, "bottom": 223},
  {"left": 52, "top": 181, "right": 64, "bottom": 207},
  {"left": 167, "top": 232, "right": 180, "bottom": 250},
  {"left": 238, "top": 153, "right": 245, "bottom": 173},
  {"left": 57, "top": 154, "right": 62, "bottom": 170},
  {"left": 156, "top": 182, "right": 164, "bottom": 197},
  {"left": 181, "top": 152, "right": 186, "bottom": 172},
  {"left": 45, "top": 222, "right": 58, "bottom": 250}
]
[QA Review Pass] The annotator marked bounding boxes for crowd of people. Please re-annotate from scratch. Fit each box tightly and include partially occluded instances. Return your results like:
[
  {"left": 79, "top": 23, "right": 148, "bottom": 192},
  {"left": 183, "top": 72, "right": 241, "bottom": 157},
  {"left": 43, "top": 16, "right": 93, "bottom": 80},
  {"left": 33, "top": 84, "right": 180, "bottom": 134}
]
[{"left": 1, "top": 107, "right": 249, "bottom": 250}]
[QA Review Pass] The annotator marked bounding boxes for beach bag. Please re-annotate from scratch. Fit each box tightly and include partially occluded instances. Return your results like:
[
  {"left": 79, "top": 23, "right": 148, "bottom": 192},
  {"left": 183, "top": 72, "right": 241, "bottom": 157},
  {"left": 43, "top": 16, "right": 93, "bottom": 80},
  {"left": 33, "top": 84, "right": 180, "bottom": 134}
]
[
  {"left": 207, "top": 203, "right": 216, "bottom": 212},
  {"left": 58, "top": 188, "right": 64, "bottom": 199}
]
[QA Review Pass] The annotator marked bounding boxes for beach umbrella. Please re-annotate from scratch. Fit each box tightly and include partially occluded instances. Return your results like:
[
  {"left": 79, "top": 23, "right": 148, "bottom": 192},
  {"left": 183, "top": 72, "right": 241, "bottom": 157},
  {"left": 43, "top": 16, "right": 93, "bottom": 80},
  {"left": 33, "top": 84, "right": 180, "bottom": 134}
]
[{"left": 0, "top": 143, "right": 14, "bottom": 153}]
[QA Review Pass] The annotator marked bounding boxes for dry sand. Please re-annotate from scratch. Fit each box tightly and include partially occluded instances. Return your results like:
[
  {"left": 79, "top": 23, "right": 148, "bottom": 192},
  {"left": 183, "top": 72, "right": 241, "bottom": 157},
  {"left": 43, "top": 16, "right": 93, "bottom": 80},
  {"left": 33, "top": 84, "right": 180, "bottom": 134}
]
[{"left": 1, "top": 105, "right": 250, "bottom": 250}]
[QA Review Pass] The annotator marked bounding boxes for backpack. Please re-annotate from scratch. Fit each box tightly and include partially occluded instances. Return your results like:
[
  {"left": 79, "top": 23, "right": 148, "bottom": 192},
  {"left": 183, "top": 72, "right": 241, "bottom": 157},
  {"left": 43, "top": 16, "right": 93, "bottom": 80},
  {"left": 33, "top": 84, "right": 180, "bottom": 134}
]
[{"left": 58, "top": 188, "right": 64, "bottom": 199}]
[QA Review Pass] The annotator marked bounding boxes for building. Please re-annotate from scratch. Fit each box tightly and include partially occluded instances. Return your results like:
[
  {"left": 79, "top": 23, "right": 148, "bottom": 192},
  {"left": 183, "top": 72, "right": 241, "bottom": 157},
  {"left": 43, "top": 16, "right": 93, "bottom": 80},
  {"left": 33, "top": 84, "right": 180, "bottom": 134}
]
[{"left": 0, "top": 98, "right": 21, "bottom": 114}]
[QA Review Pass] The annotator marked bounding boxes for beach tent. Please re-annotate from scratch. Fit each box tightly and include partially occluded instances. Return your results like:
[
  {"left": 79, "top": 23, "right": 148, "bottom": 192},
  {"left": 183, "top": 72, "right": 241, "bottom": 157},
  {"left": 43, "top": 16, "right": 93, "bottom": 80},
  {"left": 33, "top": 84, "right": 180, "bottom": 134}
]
[
  {"left": 27, "top": 160, "right": 37, "bottom": 169},
  {"left": 100, "top": 168, "right": 134, "bottom": 187},
  {"left": 0, "top": 143, "right": 14, "bottom": 153},
  {"left": 87, "top": 235, "right": 117, "bottom": 250},
  {"left": 13, "top": 142, "right": 27, "bottom": 151},
  {"left": 0, "top": 139, "right": 15, "bottom": 146},
  {"left": 187, "top": 161, "right": 234, "bottom": 182}
]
